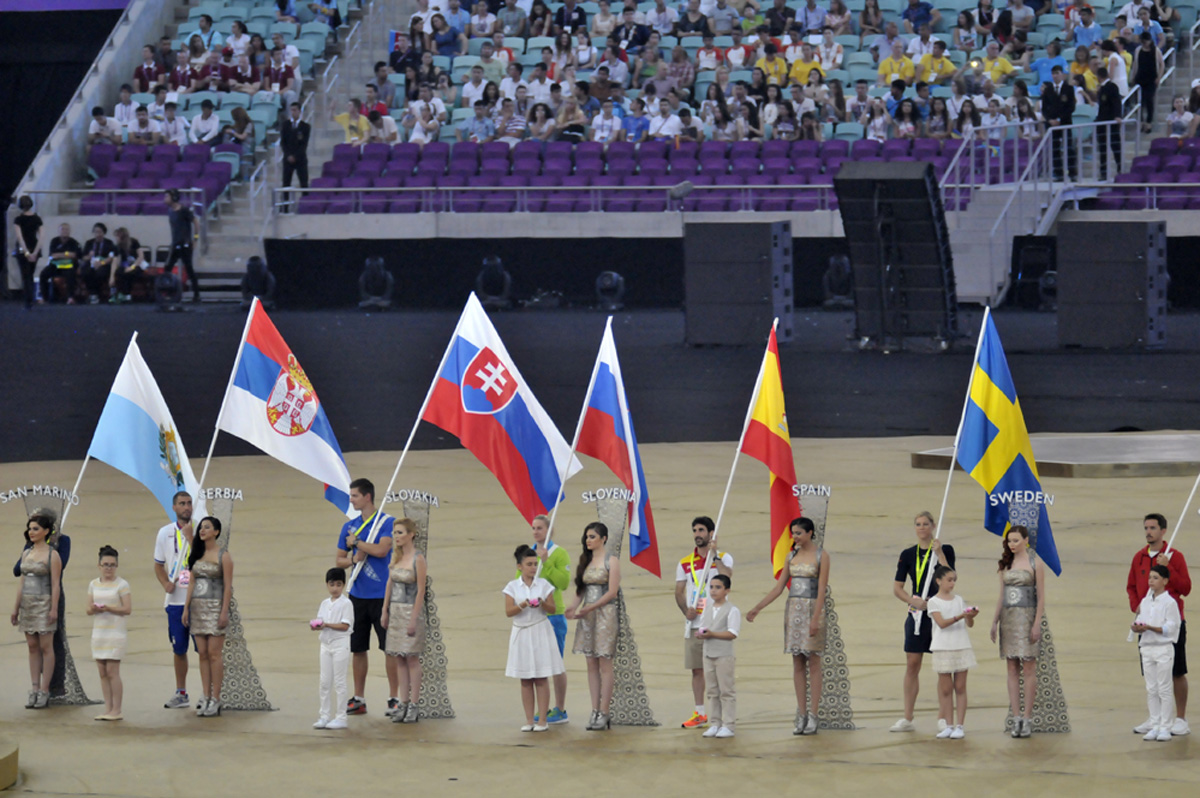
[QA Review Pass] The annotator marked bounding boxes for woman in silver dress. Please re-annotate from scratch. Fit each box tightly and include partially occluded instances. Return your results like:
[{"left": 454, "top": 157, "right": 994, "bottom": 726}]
[
  {"left": 989, "top": 525, "right": 1045, "bottom": 739},
  {"left": 383, "top": 518, "right": 427, "bottom": 724},
  {"left": 10, "top": 513, "right": 62, "bottom": 709},
  {"left": 565, "top": 522, "right": 620, "bottom": 731},
  {"left": 182, "top": 516, "right": 234, "bottom": 717},
  {"left": 747, "top": 517, "right": 832, "bottom": 735}
]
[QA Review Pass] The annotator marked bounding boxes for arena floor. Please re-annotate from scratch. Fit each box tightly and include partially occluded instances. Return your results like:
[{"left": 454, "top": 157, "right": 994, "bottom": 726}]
[{"left": 1, "top": 437, "right": 1196, "bottom": 795}]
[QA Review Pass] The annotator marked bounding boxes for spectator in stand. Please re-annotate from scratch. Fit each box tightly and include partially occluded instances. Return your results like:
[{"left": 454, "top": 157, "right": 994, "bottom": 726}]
[
  {"left": 226, "top": 21, "right": 251, "bottom": 59},
  {"left": 133, "top": 45, "right": 165, "bottom": 93},
  {"left": 222, "top": 107, "right": 256, "bottom": 180},
  {"left": 416, "top": 50, "right": 441, "bottom": 86},
  {"left": 332, "top": 99, "right": 371, "bottom": 145},
  {"left": 591, "top": 0, "right": 618, "bottom": 37},
  {"left": 797, "top": 0, "right": 828, "bottom": 34},
  {"left": 527, "top": 63, "right": 555, "bottom": 104},
  {"left": 555, "top": 0, "right": 589, "bottom": 33},
  {"left": 860, "top": 0, "right": 884, "bottom": 47},
  {"left": 1073, "top": 7, "right": 1103, "bottom": 49},
  {"left": 462, "top": 64, "right": 488, "bottom": 108},
  {"left": 576, "top": 29, "right": 599, "bottom": 68},
  {"left": 1117, "top": 0, "right": 1153, "bottom": 24},
  {"left": 1153, "top": 0, "right": 1180, "bottom": 28},
  {"left": 195, "top": 51, "right": 223, "bottom": 92},
  {"left": 772, "top": 101, "right": 798, "bottom": 138},
  {"left": 907, "top": 23, "right": 938, "bottom": 59},
  {"left": 669, "top": 46, "right": 696, "bottom": 95},
  {"left": 789, "top": 42, "right": 822, "bottom": 86},
  {"left": 529, "top": 0, "right": 553, "bottom": 37},
  {"left": 155, "top": 36, "right": 175, "bottom": 72},
  {"left": 1134, "top": 7, "right": 1166, "bottom": 48},
  {"left": 878, "top": 40, "right": 916, "bottom": 86},
  {"left": 258, "top": 48, "right": 298, "bottom": 109},
  {"left": 765, "top": 0, "right": 795, "bottom": 37},
  {"left": 613, "top": 7, "right": 651, "bottom": 48},
  {"left": 1132, "top": 31, "right": 1165, "bottom": 132},
  {"left": 600, "top": 46, "right": 630, "bottom": 86},
  {"left": 280, "top": 102, "right": 310, "bottom": 189},
  {"left": 216, "top": 46, "right": 240, "bottom": 88},
  {"left": 761, "top": 83, "right": 784, "bottom": 124},
  {"left": 470, "top": 0, "right": 498, "bottom": 37},
  {"left": 77, "top": 223, "right": 116, "bottom": 304},
  {"left": 924, "top": 94, "right": 952, "bottom": 137},
  {"left": 168, "top": 51, "right": 196, "bottom": 94},
  {"left": 87, "top": 106, "right": 122, "bottom": 154},
  {"left": 1166, "top": 95, "right": 1192, "bottom": 136},
  {"left": 514, "top": 83, "right": 533, "bottom": 119},
  {"left": 494, "top": 97, "right": 528, "bottom": 144},
  {"left": 920, "top": 39, "right": 956, "bottom": 85},
  {"left": 107, "top": 227, "right": 148, "bottom": 304},
  {"left": 590, "top": 98, "right": 620, "bottom": 142},
  {"left": 953, "top": 97, "right": 980, "bottom": 139},
  {"left": 247, "top": 34, "right": 269, "bottom": 69},
  {"left": 113, "top": 85, "right": 136, "bottom": 129},
  {"left": 725, "top": 29, "right": 754, "bottom": 69},
  {"left": 275, "top": 0, "right": 299, "bottom": 23},
  {"left": 430, "top": 14, "right": 467, "bottom": 56},
  {"left": 589, "top": 67, "right": 615, "bottom": 102},
  {"left": 697, "top": 34, "right": 724, "bottom": 73},
  {"left": 953, "top": 11, "right": 978, "bottom": 52},
  {"left": 40, "top": 224, "right": 81, "bottom": 305},
  {"left": 619, "top": 98, "right": 649, "bottom": 140},
  {"left": 901, "top": 0, "right": 939, "bottom": 33},
  {"left": 736, "top": 100, "right": 765, "bottom": 138},
  {"left": 188, "top": 35, "right": 209, "bottom": 69},
  {"left": 751, "top": 25, "right": 783, "bottom": 60},
  {"left": 979, "top": 40, "right": 1017, "bottom": 84},
  {"left": 756, "top": 43, "right": 789, "bottom": 85},
  {"left": 480, "top": 41, "right": 506, "bottom": 84},
  {"left": 556, "top": 96, "right": 588, "bottom": 141},
  {"left": 491, "top": 33, "right": 515, "bottom": 64},
  {"left": 783, "top": 27, "right": 806, "bottom": 63},
  {"left": 646, "top": 0, "right": 679, "bottom": 35},
  {"left": 1070, "top": 44, "right": 1098, "bottom": 91},
  {"left": 1030, "top": 40, "right": 1067, "bottom": 86},
  {"left": 362, "top": 83, "right": 387, "bottom": 116},
  {"left": 869, "top": 21, "right": 903, "bottom": 63},
  {"left": 229, "top": 53, "right": 262, "bottom": 96},
  {"left": 501, "top": 62, "right": 528, "bottom": 99},
  {"left": 403, "top": 103, "right": 441, "bottom": 146},
  {"left": 272, "top": 32, "right": 301, "bottom": 71},
  {"left": 1094, "top": 65, "right": 1122, "bottom": 178},
  {"left": 186, "top": 15, "right": 223, "bottom": 51},
  {"left": 309, "top": 0, "right": 339, "bottom": 30},
  {"left": 818, "top": 27, "right": 843, "bottom": 70},
  {"left": 160, "top": 103, "right": 189, "bottom": 146},
  {"left": 825, "top": 0, "right": 851, "bottom": 33},
  {"left": 1009, "top": 0, "right": 1035, "bottom": 31},
  {"left": 163, "top": 189, "right": 200, "bottom": 302},
  {"left": 367, "top": 110, "right": 400, "bottom": 143},
  {"left": 646, "top": 98, "right": 682, "bottom": 139},
  {"left": 127, "top": 106, "right": 161, "bottom": 147},
  {"left": 527, "top": 102, "right": 558, "bottom": 140},
  {"left": 390, "top": 33, "right": 420, "bottom": 74},
  {"left": 499, "top": 0, "right": 528, "bottom": 36},
  {"left": 410, "top": 0, "right": 434, "bottom": 36},
  {"left": 444, "top": 0, "right": 472, "bottom": 35},
  {"left": 411, "top": 83, "right": 449, "bottom": 123},
  {"left": 148, "top": 84, "right": 169, "bottom": 120},
  {"left": 710, "top": 104, "right": 737, "bottom": 139},
  {"left": 1100, "top": 40, "right": 1129, "bottom": 94}
]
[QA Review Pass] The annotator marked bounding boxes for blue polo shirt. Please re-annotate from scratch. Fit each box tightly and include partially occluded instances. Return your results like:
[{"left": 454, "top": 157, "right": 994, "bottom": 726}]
[
  {"left": 337, "top": 512, "right": 393, "bottom": 600},
  {"left": 1031, "top": 55, "right": 1068, "bottom": 86},
  {"left": 622, "top": 114, "right": 649, "bottom": 140},
  {"left": 445, "top": 8, "right": 471, "bottom": 35},
  {"left": 1073, "top": 23, "right": 1103, "bottom": 48},
  {"left": 901, "top": 1, "right": 934, "bottom": 30}
]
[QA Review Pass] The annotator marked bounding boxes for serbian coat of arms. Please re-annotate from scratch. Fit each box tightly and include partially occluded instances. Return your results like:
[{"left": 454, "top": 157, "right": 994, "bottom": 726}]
[{"left": 266, "top": 354, "right": 319, "bottom": 436}]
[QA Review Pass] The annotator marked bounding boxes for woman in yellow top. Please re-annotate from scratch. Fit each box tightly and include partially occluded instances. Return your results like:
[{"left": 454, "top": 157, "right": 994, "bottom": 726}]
[
  {"left": 1069, "top": 45, "right": 1098, "bottom": 92},
  {"left": 755, "top": 43, "right": 790, "bottom": 85},
  {"left": 332, "top": 99, "right": 371, "bottom": 145}
]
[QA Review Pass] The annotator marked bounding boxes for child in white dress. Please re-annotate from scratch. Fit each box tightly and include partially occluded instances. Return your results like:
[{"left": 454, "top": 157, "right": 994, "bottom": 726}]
[
  {"left": 927, "top": 564, "right": 978, "bottom": 739},
  {"left": 503, "top": 544, "right": 564, "bottom": 732},
  {"left": 86, "top": 545, "right": 132, "bottom": 721}
]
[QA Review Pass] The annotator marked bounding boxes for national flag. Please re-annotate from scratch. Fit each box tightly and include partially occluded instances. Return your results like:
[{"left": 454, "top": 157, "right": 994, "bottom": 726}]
[
  {"left": 575, "top": 319, "right": 660, "bottom": 577},
  {"left": 87, "top": 335, "right": 201, "bottom": 520},
  {"left": 216, "top": 298, "right": 352, "bottom": 513},
  {"left": 422, "top": 293, "right": 581, "bottom": 522},
  {"left": 739, "top": 326, "right": 802, "bottom": 577},
  {"left": 955, "top": 313, "right": 1062, "bottom": 575}
]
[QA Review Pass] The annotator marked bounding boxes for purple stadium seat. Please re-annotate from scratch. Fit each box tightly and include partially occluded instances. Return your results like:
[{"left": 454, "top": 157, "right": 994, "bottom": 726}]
[
  {"left": 637, "top": 140, "right": 669, "bottom": 161},
  {"left": 362, "top": 174, "right": 403, "bottom": 213},
  {"left": 544, "top": 174, "right": 590, "bottom": 213},
  {"left": 698, "top": 157, "right": 729, "bottom": 176},
  {"left": 525, "top": 175, "right": 560, "bottom": 212},
  {"left": 481, "top": 159, "right": 511, "bottom": 177},
  {"left": 140, "top": 160, "right": 173, "bottom": 181},
  {"left": 512, "top": 160, "right": 541, "bottom": 177},
  {"left": 606, "top": 160, "right": 636, "bottom": 177},
  {"left": 851, "top": 139, "right": 881, "bottom": 159},
  {"left": 729, "top": 140, "right": 759, "bottom": 160},
  {"left": 669, "top": 158, "right": 699, "bottom": 175},
  {"left": 544, "top": 141, "right": 573, "bottom": 160},
  {"left": 638, "top": 158, "right": 669, "bottom": 177},
  {"left": 415, "top": 159, "right": 447, "bottom": 177},
  {"left": 392, "top": 143, "right": 420, "bottom": 162},
  {"left": 450, "top": 141, "right": 480, "bottom": 162},
  {"left": 731, "top": 157, "right": 760, "bottom": 175},
  {"left": 362, "top": 142, "right": 391, "bottom": 162},
  {"left": 820, "top": 139, "right": 849, "bottom": 159},
  {"left": 792, "top": 140, "right": 820, "bottom": 159},
  {"left": 429, "top": 173, "right": 466, "bottom": 211},
  {"left": 173, "top": 160, "right": 203, "bottom": 181},
  {"left": 512, "top": 140, "right": 542, "bottom": 162},
  {"left": 82, "top": 176, "right": 124, "bottom": 215},
  {"left": 824, "top": 156, "right": 847, "bottom": 175},
  {"left": 323, "top": 160, "right": 354, "bottom": 179},
  {"left": 334, "top": 176, "right": 371, "bottom": 213},
  {"left": 87, "top": 144, "right": 118, "bottom": 178},
  {"left": 603, "top": 174, "right": 647, "bottom": 211},
  {"left": 1163, "top": 155, "right": 1193, "bottom": 176},
  {"left": 912, "top": 139, "right": 940, "bottom": 160},
  {"left": 760, "top": 140, "right": 790, "bottom": 160},
  {"left": 882, "top": 139, "right": 911, "bottom": 159},
  {"left": 109, "top": 160, "right": 139, "bottom": 179},
  {"left": 390, "top": 174, "right": 433, "bottom": 213},
  {"left": 576, "top": 141, "right": 604, "bottom": 160},
  {"left": 421, "top": 142, "right": 450, "bottom": 162},
  {"left": 1149, "top": 137, "right": 1179, "bottom": 156},
  {"left": 455, "top": 174, "right": 497, "bottom": 213},
  {"left": 353, "top": 160, "right": 385, "bottom": 178},
  {"left": 119, "top": 144, "right": 149, "bottom": 163},
  {"left": 761, "top": 157, "right": 791, "bottom": 174},
  {"left": 542, "top": 158, "right": 572, "bottom": 175},
  {"left": 296, "top": 176, "right": 339, "bottom": 214},
  {"left": 1182, "top": 137, "right": 1200, "bottom": 154},
  {"left": 575, "top": 154, "right": 604, "bottom": 173},
  {"left": 486, "top": 174, "right": 527, "bottom": 212},
  {"left": 698, "top": 141, "right": 728, "bottom": 160},
  {"left": 152, "top": 144, "right": 181, "bottom": 163},
  {"left": 448, "top": 159, "right": 480, "bottom": 176},
  {"left": 481, "top": 141, "right": 510, "bottom": 161},
  {"left": 116, "top": 176, "right": 157, "bottom": 215},
  {"left": 1130, "top": 155, "right": 1160, "bottom": 175},
  {"left": 183, "top": 143, "right": 211, "bottom": 162},
  {"left": 332, "top": 143, "right": 360, "bottom": 162}
]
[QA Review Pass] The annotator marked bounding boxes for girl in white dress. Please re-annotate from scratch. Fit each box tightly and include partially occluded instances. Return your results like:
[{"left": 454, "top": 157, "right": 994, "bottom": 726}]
[
  {"left": 504, "top": 545, "right": 564, "bottom": 732},
  {"left": 927, "top": 565, "right": 978, "bottom": 740},
  {"left": 86, "top": 545, "right": 131, "bottom": 721}
]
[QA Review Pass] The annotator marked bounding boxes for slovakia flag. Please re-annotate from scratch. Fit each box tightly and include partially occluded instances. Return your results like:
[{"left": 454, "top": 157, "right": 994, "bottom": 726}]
[
  {"left": 422, "top": 293, "right": 581, "bottom": 522},
  {"left": 575, "top": 319, "right": 660, "bottom": 576},
  {"left": 216, "top": 298, "right": 353, "bottom": 513}
]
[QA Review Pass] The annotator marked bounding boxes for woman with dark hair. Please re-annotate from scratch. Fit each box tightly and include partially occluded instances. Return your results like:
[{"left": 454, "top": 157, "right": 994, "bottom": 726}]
[
  {"left": 188, "top": 34, "right": 209, "bottom": 68},
  {"left": 798, "top": 110, "right": 824, "bottom": 141},
  {"left": 823, "top": 78, "right": 846, "bottom": 124},
  {"left": 87, "top": 545, "right": 131, "bottom": 721},
  {"left": 404, "top": 65, "right": 422, "bottom": 102},
  {"left": 417, "top": 50, "right": 441, "bottom": 88},
  {"left": 747, "top": 517, "right": 832, "bottom": 735},
  {"left": 700, "top": 82, "right": 730, "bottom": 126},
  {"left": 224, "top": 106, "right": 256, "bottom": 181},
  {"left": 975, "top": 0, "right": 995, "bottom": 36},
  {"left": 528, "top": 0, "right": 552, "bottom": 37},
  {"left": 762, "top": 83, "right": 783, "bottom": 126},
  {"left": 748, "top": 67, "right": 768, "bottom": 102},
  {"left": 893, "top": 98, "right": 920, "bottom": 139},
  {"left": 275, "top": 0, "right": 298, "bottom": 23},
  {"left": 925, "top": 96, "right": 952, "bottom": 139},
  {"left": 11, "top": 513, "right": 62, "bottom": 708},
  {"left": 481, "top": 80, "right": 502, "bottom": 116},
  {"left": 990, "top": 525, "right": 1045, "bottom": 738},
  {"left": 12, "top": 195, "right": 42, "bottom": 308},
  {"left": 991, "top": 9, "right": 1013, "bottom": 47},
  {"left": 528, "top": 102, "right": 558, "bottom": 141},
  {"left": 737, "top": 100, "right": 764, "bottom": 140},
  {"left": 954, "top": 98, "right": 982, "bottom": 140},
  {"left": 430, "top": 14, "right": 466, "bottom": 57},
  {"left": 860, "top": 0, "right": 884, "bottom": 47},
  {"left": 182, "top": 516, "right": 233, "bottom": 717},
  {"left": 773, "top": 103, "right": 799, "bottom": 140},
  {"left": 227, "top": 20, "right": 251, "bottom": 58},
  {"left": 408, "top": 17, "right": 428, "bottom": 58},
  {"left": 566, "top": 522, "right": 620, "bottom": 731},
  {"left": 1131, "top": 32, "right": 1164, "bottom": 133},
  {"left": 553, "top": 31, "right": 573, "bottom": 76},
  {"left": 248, "top": 33, "right": 269, "bottom": 68},
  {"left": 954, "top": 10, "right": 978, "bottom": 52}
]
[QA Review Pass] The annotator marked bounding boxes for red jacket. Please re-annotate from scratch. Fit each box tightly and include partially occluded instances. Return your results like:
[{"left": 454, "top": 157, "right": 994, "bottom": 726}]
[{"left": 1127, "top": 546, "right": 1191, "bottom": 619}]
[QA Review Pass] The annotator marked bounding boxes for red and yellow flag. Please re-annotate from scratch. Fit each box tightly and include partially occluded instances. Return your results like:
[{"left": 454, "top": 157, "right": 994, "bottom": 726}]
[{"left": 739, "top": 327, "right": 801, "bottom": 576}]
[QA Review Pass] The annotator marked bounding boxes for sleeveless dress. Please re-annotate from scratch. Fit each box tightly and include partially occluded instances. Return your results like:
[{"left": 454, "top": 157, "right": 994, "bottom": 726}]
[
  {"left": 18, "top": 551, "right": 54, "bottom": 635},
  {"left": 385, "top": 563, "right": 426, "bottom": 656},
  {"left": 189, "top": 554, "right": 225, "bottom": 636},
  {"left": 784, "top": 549, "right": 826, "bottom": 655},
  {"left": 572, "top": 555, "right": 618, "bottom": 658},
  {"left": 90, "top": 577, "right": 130, "bottom": 660},
  {"left": 999, "top": 551, "right": 1038, "bottom": 660}
]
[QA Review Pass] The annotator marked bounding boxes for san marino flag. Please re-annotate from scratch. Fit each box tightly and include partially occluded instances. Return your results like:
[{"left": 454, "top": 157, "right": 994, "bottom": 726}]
[{"left": 87, "top": 334, "right": 201, "bottom": 520}]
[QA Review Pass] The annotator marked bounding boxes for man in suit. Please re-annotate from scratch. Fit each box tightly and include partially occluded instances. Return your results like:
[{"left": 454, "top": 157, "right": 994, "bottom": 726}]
[
  {"left": 1094, "top": 66, "right": 1123, "bottom": 180},
  {"left": 1042, "top": 66, "right": 1077, "bottom": 180},
  {"left": 280, "top": 102, "right": 310, "bottom": 194}
]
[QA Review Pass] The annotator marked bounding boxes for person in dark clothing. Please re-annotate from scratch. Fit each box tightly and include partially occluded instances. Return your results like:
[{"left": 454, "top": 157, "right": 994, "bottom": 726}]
[
  {"left": 39, "top": 223, "right": 82, "bottom": 304},
  {"left": 280, "top": 102, "right": 311, "bottom": 190},
  {"left": 1132, "top": 32, "right": 1164, "bottom": 133},
  {"left": 163, "top": 189, "right": 200, "bottom": 301},
  {"left": 389, "top": 33, "right": 421, "bottom": 74},
  {"left": 79, "top": 223, "right": 117, "bottom": 303},
  {"left": 11, "top": 196, "right": 42, "bottom": 308},
  {"left": 1042, "top": 66, "right": 1076, "bottom": 180},
  {"left": 1094, "top": 66, "right": 1123, "bottom": 180}
]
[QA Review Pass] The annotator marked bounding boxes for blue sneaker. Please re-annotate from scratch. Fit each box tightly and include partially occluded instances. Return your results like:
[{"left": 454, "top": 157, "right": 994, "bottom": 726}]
[{"left": 547, "top": 707, "right": 569, "bottom": 725}]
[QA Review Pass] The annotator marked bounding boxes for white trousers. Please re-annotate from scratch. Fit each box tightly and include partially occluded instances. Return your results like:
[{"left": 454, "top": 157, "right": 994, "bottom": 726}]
[
  {"left": 319, "top": 640, "right": 351, "bottom": 722},
  {"left": 1141, "top": 644, "right": 1176, "bottom": 730}
]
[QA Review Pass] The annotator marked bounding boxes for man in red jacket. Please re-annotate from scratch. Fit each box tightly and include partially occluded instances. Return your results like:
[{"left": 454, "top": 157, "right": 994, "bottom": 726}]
[{"left": 1128, "top": 513, "right": 1191, "bottom": 736}]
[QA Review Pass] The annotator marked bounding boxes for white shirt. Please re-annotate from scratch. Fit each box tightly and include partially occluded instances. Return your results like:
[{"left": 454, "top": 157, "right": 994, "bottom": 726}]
[
  {"left": 154, "top": 522, "right": 192, "bottom": 608},
  {"left": 947, "top": 94, "right": 968, "bottom": 118},
  {"left": 409, "top": 11, "right": 434, "bottom": 34},
  {"left": 676, "top": 550, "right": 734, "bottom": 632},
  {"left": 370, "top": 115, "right": 400, "bottom": 141},
  {"left": 1118, "top": 0, "right": 1153, "bottom": 23},
  {"left": 818, "top": 43, "right": 843, "bottom": 71},
  {"left": 317, "top": 595, "right": 355, "bottom": 646},
  {"left": 601, "top": 58, "right": 629, "bottom": 85},
  {"left": 462, "top": 79, "right": 487, "bottom": 108},
  {"left": 410, "top": 97, "right": 448, "bottom": 121},
  {"left": 927, "top": 594, "right": 974, "bottom": 651},
  {"left": 499, "top": 77, "right": 528, "bottom": 100},
  {"left": 645, "top": 6, "right": 678, "bottom": 34},
  {"left": 527, "top": 77, "right": 554, "bottom": 104},
  {"left": 592, "top": 113, "right": 620, "bottom": 141},
  {"left": 114, "top": 101, "right": 136, "bottom": 128},
  {"left": 277, "top": 43, "right": 300, "bottom": 69},
  {"left": 189, "top": 112, "right": 222, "bottom": 143},
  {"left": 226, "top": 33, "right": 250, "bottom": 58},
  {"left": 784, "top": 43, "right": 807, "bottom": 64},
  {"left": 146, "top": 101, "right": 168, "bottom": 121},
  {"left": 907, "top": 36, "right": 940, "bottom": 58},
  {"left": 89, "top": 117, "right": 123, "bottom": 139},
  {"left": 160, "top": 115, "right": 190, "bottom": 145},
  {"left": 129, "top": 119, "right": 162, "bottom": 139},
  {"left": 471, "top": 12, "right": 497, "bottom": 33},
  {"left": 698, "top": 600, "right": 741, "bottom": 658},
  {"left": 502, "top": 577, "right": 555, "bottom": 628},
  {"left": 1137, "top": 589, "right": 1182, "bottom": 647}
]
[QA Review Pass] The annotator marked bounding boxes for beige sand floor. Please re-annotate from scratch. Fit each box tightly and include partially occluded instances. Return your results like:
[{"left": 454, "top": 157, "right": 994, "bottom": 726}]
[{"left": 1, "top": 436, "right": 1196, "bottom": 796}]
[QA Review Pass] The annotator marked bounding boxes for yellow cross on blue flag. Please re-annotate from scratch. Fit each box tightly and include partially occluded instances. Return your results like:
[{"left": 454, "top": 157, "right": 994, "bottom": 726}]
[{"left": 954, "top": 313, "right": 1062, "bottom": 575}]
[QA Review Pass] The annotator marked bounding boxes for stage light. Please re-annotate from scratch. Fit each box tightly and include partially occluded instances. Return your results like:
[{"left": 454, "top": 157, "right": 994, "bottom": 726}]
[
  {"left": 358, "top": 256, "right": 394, "bottom": 310},
  {"left": 669, "top": 180, "right": 695, "bottom": 201},
  {"left": 241, "top": 256, "right": 276, "bottom": 310},
  {"left": 476, "top": 255, "right": 511, "bottom": 310},
  {"left": 595, "top": 271, "right": 625, "bottom": 312}
]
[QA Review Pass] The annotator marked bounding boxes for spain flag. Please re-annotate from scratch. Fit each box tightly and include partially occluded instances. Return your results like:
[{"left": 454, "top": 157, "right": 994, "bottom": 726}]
[{"left": 739, "top": 326, "right": 801, "bottom": 577}]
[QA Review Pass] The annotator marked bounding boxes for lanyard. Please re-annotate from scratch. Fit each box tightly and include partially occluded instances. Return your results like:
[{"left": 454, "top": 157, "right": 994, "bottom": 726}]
[
  {"left": 689, "top": 549, "right": 713, "bottom": 595},
  {"left": 347, "top": 510, "right": 380, "bottom": 544},
  {"left": 914, "top": 545, "right": 933, "bottom": 595}
]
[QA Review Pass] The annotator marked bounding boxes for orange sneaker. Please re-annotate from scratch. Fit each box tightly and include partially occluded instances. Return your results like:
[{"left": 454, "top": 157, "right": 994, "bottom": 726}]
[{"left": 681, "top": 711, "right": 708, "bottom": 728}]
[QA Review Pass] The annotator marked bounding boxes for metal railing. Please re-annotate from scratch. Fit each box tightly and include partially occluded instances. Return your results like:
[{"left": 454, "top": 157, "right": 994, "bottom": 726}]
[
  {"left": 12, "top": 189, "right": 209, "bottom": 255},
  {"left": 938, "top": 119, "right": 1047, "bottom": 227},
  {"left": 1067, "top": 180, "right": 1199, "bottom": 210},
  {"left": 247, "top": 159, "right": 270, "bottom": 220}
]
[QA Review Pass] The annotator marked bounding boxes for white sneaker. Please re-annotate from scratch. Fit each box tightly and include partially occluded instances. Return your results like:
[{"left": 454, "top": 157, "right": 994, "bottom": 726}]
[
  {"left": 520, "top": 724, "right": 535, "bottom": 732},
  {"left": 937, "top": 718, "right": 948, "bottom": 733},
  {"left": 1143, "top": 728, "right": 1160, "bottom": 741},
  {"left": 714, "top": 726, "right": 735, "bottom": 738},
  {"left": 1171, "top": 717, "right": 1191, "bottom": 736},
  {"left": 949, "top": 726, "right": 965, "bottom": 739},
  {"left": 532, "top": 724, "right": 549, "bottom": 732},
  {"left": 702, "top": 725, "right": 720, "bottom": 738},
  {"left": 1133, "top": 718, "right": 1156, "bottom": 734},
  {"left": 890, "top": 718, "right": 915, "bottom": 732},
  {"left": 936, "top": 726, "right": 954, "bottom": 739},
  {"left": 325, "top": 718, "right": 347, "bottom": 730},
  {"left": 1156, "top": 728, "right": 1173, "bottom": 742},
  {"left": 312, "top": 718, "right": 328, "bottom": 729}
]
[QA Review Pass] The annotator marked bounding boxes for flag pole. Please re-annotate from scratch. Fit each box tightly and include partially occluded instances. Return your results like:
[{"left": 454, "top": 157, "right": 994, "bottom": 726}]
[
  {"left": 1165, "top": 470, "right": 1200, "bottom": 555},
  {"left": 196, "top": 298, "right": 259, "bottom": 495},
  {"left": 691, "top": 318, "right": 777, "bottom": 609},
  {"left": 345, "top": 295, "right": 472, "bottom": 592},
  {"left": 919, "top": 306, "right": 991, "bottom": 607},
  {"left": 534, "top": 316, "right": 608, "bottom": 579}
]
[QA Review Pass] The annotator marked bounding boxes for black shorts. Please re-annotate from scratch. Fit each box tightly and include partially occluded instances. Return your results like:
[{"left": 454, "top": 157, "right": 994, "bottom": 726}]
[
  {"left": 904, "top": 612, "right": 934, "bottom": 654},
  {"left": 349, "top": 596, "right": 386, "bottom": 654},
  {"left": 1175, "top": 619, "right": 1188, "bottom": 678}
]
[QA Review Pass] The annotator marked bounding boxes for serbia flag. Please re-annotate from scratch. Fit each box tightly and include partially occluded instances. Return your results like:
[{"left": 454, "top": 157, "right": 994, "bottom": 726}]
[
  {"left": 422, "top": 293, "right": 581, "bottom": 522},
  {"left": 575, "top": 319, "right": 661, "bottom": 577}
]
